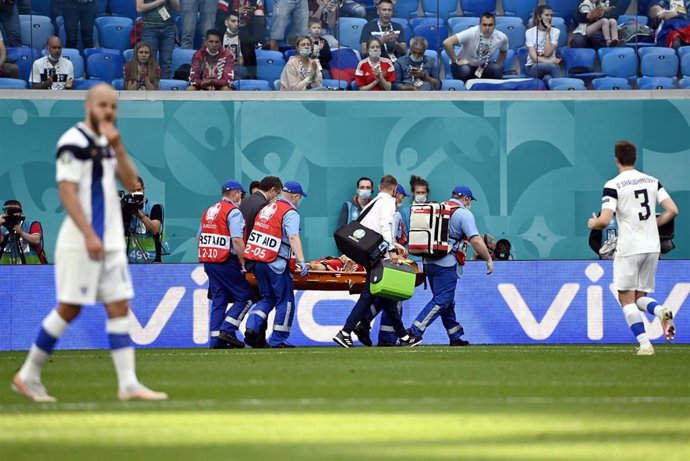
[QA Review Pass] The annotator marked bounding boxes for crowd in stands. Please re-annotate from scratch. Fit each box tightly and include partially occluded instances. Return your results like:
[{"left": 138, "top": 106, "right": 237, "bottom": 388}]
[{"left": 1, "top": 0, "right": 690, "bottom": 90}]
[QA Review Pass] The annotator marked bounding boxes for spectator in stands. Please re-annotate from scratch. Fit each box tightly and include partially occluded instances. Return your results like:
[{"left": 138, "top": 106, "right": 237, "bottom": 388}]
[
  {"left": 337, "top": 176, "right": 374, "bottom": 228},
  {"left": 188, "top": 29, "right": 235, "bottom": 90},
  {"left": 443, "top": 12, "right": 508, "bottom": 82},
  {"left": 359, "top": 0, "right": 406, "bottom": 61},
  {"left": 393, "top": 36, "right": 440, "bottom": 91},
  {"left": 61, "top": 0, "right": 97, "bottom": 50},
  {"left": 0, "top": 32, "right": 20, "bottom": 79},
  {"left": 573, "top": 0, "right": 620, "bottom": 47},
  {"left": 280, "top": 36, "right": 324, "bottom": 90},
  {"left": 215, "top": 0, "right": 265, "bottom": 79},
  {"left": 222, "top": 11, "right": 249, "bottom": 80},
  {"left": 308, "top": 0, "right": 339, "bottom": 48},
  {"left": 308, "top": 18, "right": 332, "bottom": 79},
  {"left": 136, "top": 0, "right": 180, "bottom": 79},
  {"left": 494, "top": 238, "right": 514, "bottom": 260},
  {"left": 0, "top": 199, "right": 46, "bottom": 265},
  {"left": 569, "top": 6, "right": 607, "bottom": 49},
  {"left": 124, "top": 41, "right": 161, "bottom": 90},
  {"left": 642, "top": 0, "right": 690, "bottom": 48},
  {"left": 181, "top": 0, "right": 217, "bottom": 49},
  {"left": 0, "top": 0, "right": 21, "bottom": 47},
  {"left": 30, "top": 36, "right": 75, "bottom": 90},
  {"left": 355, "top": 37, "right": 395, "bottom": 90},
  {"left": 525, "top": 5, "right": 563, "bottom": 82},
  {"left": 270, "top": 0, "right": 309, "bottom": 51}
]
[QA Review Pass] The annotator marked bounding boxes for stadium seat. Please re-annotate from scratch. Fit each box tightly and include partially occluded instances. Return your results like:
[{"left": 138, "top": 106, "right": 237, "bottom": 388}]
[
  {"left": 601, "top": 51, "right": 638, "bottom": 81},
  {"left": 0, "top": 77, "right": 28, "bottom": 89},
  {"left": 256, "top": 49, "right": 285, "bottom": 61},
  {"left": 393, "top": 0, "right": 421, "bottom": 19},
  {"left": 391, "top": 18, "right": 413, "bottom": 42},
  {"left": 7, "top": 46, "right": 38, "bottom": 81},
  {"left": 322, "top": 78, "right": 350, "bottom": 90},
  {"left": 171, "top": 48, "right": 195, "bottom": 74},
  {"left": 498, "top": 49, "right": 521, "bottom": 77},
  {"left": 501, "top": 0, "right": 534, "bottom": 24},
  {"left": 95, "top": 16, "right": 134, "bottom": 30},
  {"left": 74, "top": 78, "right": 104, "bottom": 89},
  {"left": 560, "top": 47, "right": 605, "bottom": 79},
  {"left": 234, "top": 79, "right": 273, "bottom": 90},
  {"left": 440, "top": 79, "right": 466, "bottom": 90},
  {"left": 273, "top": 79, "right": 281, "bottom": 90},
  {"left": 592, "top": 77, "right": 632, "bottom": 90},
  {"left": 337, "top": 18, "right": 367, "bottom": 51},
  {"left": 547, "top": 0, "right": 579, "bottom": 25},
  {"left": 460, "top": 0, "right": 496, "bottom": 17},
  {"left": 680, "top": 77, "right": 690, "bottom": 88},
  {"left": 413, "top": 24, "right": 448, "bottom": 52},
  {"left": 84, "top": 47, "right": 122, "bottom": 60},
  {"left": 552, "top": 17, "right": 568, "bottom": 47},
  {"left": 548, "top": 77, "right": 586, "bottom": 90},
  {"left": 283, "top": 49, "right": 296, "bottom": 60},
  {"left": 637, "top": 76, "right": 677, "bottom": 89},
  {"left": 516, "top": 46, "right": 529, "bottom": 76},
  {"left": 19, "top": 15, "right": 54, "bottom": 49},
  {"left": 29, "top": 0, "right": 52, "bottom": 17},
  {"left": 123, "top": 49, "right": 134, "bottom": 62},
  {"left": 618, "top": 15, "right": 648, "bottom": 26},
  {"left": 640, "top": 53, "right": 679, "bottom": 78},
  {"left": 678, "top": 46, "right": 690, "bottom": 60},
  {"left": 98, "top": 23, "right": 133, "bottom": 52},
  {"left": 440, "top": 48, "right": 455, "bottom": 78},
  {"left": 159, "top": 79, "right": 189, "bottom": 91},
  {"left": 682, "top": 53, "right": 690, "bottom": 77},
  {"left": 495, "top": 16, "right": 524, "bottom": 26},
  {"left": 409, "top": 17, "right": 444, "bottom": 29},
  {"left": 256, "top": 57, "right": 286, "bottom": 83},
  {"left": 112, "top": 78, "right": 125, "bottom": 90},
  {"left": 496, "top": 22, "right": 526, "bottom": 49},
  {"left": 109, "top": 0, "right": 138, "bottom": 21},
  {"left": 57, "top": 48, "right": 85, "bottom": 79},
  {"left": 597, "top": 46, "right": 634, "bottom": 62},
  {"left": 638, "top": 46, "right": 676, "bottom": 60},
  {"left": 87, "top": 52, "right": 124, "bottom": 81},
  {"left": 449, "top": 17, "right": 479, "bottom": 35},
  {"left": 421, "top": 0, "right": 459, "bottom": 20}
]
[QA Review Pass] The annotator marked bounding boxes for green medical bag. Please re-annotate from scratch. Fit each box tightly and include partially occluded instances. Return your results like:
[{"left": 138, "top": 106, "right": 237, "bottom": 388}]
[{"left": 369, "top": 261, "right": 416, "bottom": 301}]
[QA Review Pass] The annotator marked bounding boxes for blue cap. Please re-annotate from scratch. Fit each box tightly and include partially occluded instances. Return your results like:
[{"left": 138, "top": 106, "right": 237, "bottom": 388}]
[
  {"left": 283, "top": 181, "right": 308, "bottom": 197},
  {"left": 452, "top": 185, "right": 476, "bottom": 200},
  {"left": 222, "top": 179, "right": 248, "bottom": 194},
  {"left": 396, "top": 184, "right": 409, "bottom": 197}
]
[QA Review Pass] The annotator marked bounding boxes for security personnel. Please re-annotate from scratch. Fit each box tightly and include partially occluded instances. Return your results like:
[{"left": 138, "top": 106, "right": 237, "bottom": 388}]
[
  {"left": 199, "top": 179, "right": 253, "bottom": 349},
  {"left": 243, "top": 181, "right": 308, "bottom": 348},
  {"left": 409, "top": 185, "right": 493, "bottom": 346}
]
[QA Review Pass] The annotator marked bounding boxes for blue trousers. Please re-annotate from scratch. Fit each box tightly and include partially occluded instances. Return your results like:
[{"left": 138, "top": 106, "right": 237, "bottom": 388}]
[
  {"left": 245, "top": 262, "right": 295, "bottom": 346},
  {"left": 205, "top": 257, "right": 253, "bottom": 347},
  {"left": 141, "top": 25, "right": 177, "bottom": 79},
  {"left": 343, "top": 273, "right": 407, "bottom": 338},
  {"left": 362, "top": 301, "right": 403, "bottom": 345},
  {"left": 410, "top": 264, "right": 464, "bottom": 341}
]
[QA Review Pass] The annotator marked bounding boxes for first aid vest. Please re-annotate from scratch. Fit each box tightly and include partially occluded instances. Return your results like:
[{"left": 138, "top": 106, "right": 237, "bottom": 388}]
[
  {"left": 243, "top": 200, "right": 294, "bottom": 263},
  {"left": 198, "top": 200, "right": 237, "bottom": 263}
]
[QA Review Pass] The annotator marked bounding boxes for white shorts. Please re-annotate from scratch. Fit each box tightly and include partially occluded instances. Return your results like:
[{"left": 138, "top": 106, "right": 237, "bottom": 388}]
[
  {"left": 613, "top": 253, "right": 659, "bottom": 293},
  {"left": 55, "top": 247, "right": 134, "bottom": 305}
]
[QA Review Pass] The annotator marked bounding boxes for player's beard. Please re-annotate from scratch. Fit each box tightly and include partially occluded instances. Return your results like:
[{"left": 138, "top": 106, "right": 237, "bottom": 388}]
[{"left": 89, "top": 111, "right": 101, "bottom": 135}]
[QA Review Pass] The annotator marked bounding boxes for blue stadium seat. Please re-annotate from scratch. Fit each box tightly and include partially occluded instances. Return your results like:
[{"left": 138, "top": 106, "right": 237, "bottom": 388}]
[
  {"left": 638, "top": 46, "right": 676, "bottom": 60},
  {"left": 337, "top": 18, "right": 367, "bottom": 51},
  {"left": 618, "top": 15, "right": 648, "bottom": 26},
  {"left": 393, "top": 0, "right": 421, "bottom": 18},
  {"left": 552, "top": 17, "right": 568, "bottom": 47},
  {"left": 84, "top": 47, "right": 122, "bottom": 60},
  {"left": 548, "top": 77, "right": 586, "bottom": 90},
  {"left": 497, "top": 49, "right": 521, "bottom": 77},
  {"left": 598, "top": 46, "right": 634, "bottom": 62},
  {"left": 256, "top": 57, "right": 286, "bottom": 83},
  {"left": 560, "top": 47, "right": 605, "bottom": 79},
  {"left": 501, "top": 0, "right": 534, "bottom": 24},
  {"left": 110, "top": 0, "right": 138, "bottom": 21},
  {"left": 98, "top": 23, "right": 134, "bottom": 52},
  {"left": 637, "top": 76, "right": 677, "bottom": 89},
  {"left": 29, "top": 0, "right": 52, "bottom": 16},
  {"left": 421, "top": 0, "right": 458, "bottom": 20},
  {"left": 273, "top": 79, "right": 281, "bottom": 90},
  {"left": 413, "top": 24, "right": 448, "bottom": 52},
  {"left": 234, "top": 79, "right": 273, "bottom": 90},
  {"left": 390, "top": 18, "right": 413, "bottom": 43},
  {"left": 57, "top": 48, "right": 85, "bottom": 78},
  {"left": 7, "top": 46, "right": 38, "bottom": 81},
  {"left": 256, "top": 49, "right": 285, "bottom": 61},
  {"left": 159, "top": 79, "right": 189, "bottom": 91},
  {"left": 172, "top": 48, "right": 195, "bottom": 73},
  {"left": 74, "top": 78, "right": 104, "bottom": 89},
  {"left": 410, "top": 17, "right": 444, "bottom": 29},
  {"left": 0, "top": 77, "right": 28, "bottom": 89},
  {"left": 441, "top": 79, "right": 466, "bottom": 90},
  {"left": 680, "top": 77, "right": 690, "bottom": 88},
  {"left": 682, "top": 53, "right": 690, "bottom": 77},
  {"left": 440, "top": 48, "right": 455, "bottom": 78},
  {"left": 19, "top": 15, "right": 54, "bottom": 49},
  {"left": 460, "top": 0, "right": 496, "bottom": 17},
  {"left": 678, "top": 46, "right": 690, "bottom": 60},
  {"left": 547, "top": 0, "right": 579, "bottom": 25},
  {"left": 516, "top": 46, "right": 528, "bottom": 75},
  {"left": 496, "top": 22, "right": 526, "bottom": 49},
  {"left": 112, "top": 78, "right": 125, "bottom": 90},
  {"left": 640, "top": 53, "right": 679, "bottom": 77},
  {"left": 496, "top": 16, "right": 525, "bottom": 26},
  {"left": 87, "top": 52, "right": 124, "bottom": 81},
  {"left": 322, "top": 78, "right": 350, "bottom": 90},
  {"left": 123, "top": 49, "right": 134, "bottom": 62},
  {"left": 601, "top": 51, "right": 638, "bottom": 80},
  {"left": 449, "top": 17, "right": 479, "bottom": 35},
  {"left": 592, "top": 77, "right": 632, "bottom": 90},
  {"left": 95, "top": 16, "right": 134, "bottom": 30}
]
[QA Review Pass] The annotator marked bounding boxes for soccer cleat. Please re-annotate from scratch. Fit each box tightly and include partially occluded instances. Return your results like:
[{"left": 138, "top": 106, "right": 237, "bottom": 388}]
[
  {"left": 660, "top": 308, "right": 675, "bottom": 342},
  {"left": 217, "top": 331, "right": 245, "bottom": 349},
  {"left": 636, "top": 344, "right": 655, "bottom": 356},
  {"left": 449, "top": 338, "right": 471, "bottom": 347},
  {"left": 353, "top": 322, "right": 372, "bottom": 347},
  {"left": 400, "top": 334, "right": 423, "bottom": 347},
  {"left": 333, "top": 330, "right": 353, "bottom": 348},
  {"left": 11, "top": 374, "right": 57, "bottom": 403},
  {"left": 118, "top": 383, "right": 168, "bottom": 401}
]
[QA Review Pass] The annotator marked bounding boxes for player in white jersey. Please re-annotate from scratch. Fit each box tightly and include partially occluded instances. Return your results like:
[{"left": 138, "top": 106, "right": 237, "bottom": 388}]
[
  {"left": 11, "top": 84, "right": 168, "bottom": 402},
  {"left": 588, "top": 141, "right": 679, "bottom": 356}
]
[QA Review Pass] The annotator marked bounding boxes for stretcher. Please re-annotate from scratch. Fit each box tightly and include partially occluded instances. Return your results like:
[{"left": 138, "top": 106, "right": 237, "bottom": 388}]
[{"left": 246, "top": 262, "right": 425, "bottom": 294}]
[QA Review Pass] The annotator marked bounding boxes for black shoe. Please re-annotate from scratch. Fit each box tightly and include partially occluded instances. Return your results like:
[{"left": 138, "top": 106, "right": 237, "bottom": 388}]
[
  {"left": 273, "top": 342, "right": 295, "bottom": 348},
  {"left": 400, "top": 333, "right": 423, "bottom": 347},
  {"left": 218, "top": 331, "right": 245, "bottom": 349},
  {"left": 333, "top": 330, "right": 353, "bottom": 348},
  {"left": 211, "top": 339, "right": 234, "bottom": 349},
  {"left": 243, "top": 329, "right": 257, "bottom": 348},
  {"left": 449, "top": 338, "right": 471, "bottom": 347},
  {"left": 353, "top": 322, "right": 372, "bottom": 347}
]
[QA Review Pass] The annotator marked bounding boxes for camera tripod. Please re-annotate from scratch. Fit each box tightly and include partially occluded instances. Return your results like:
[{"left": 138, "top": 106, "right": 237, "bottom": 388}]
[
  {"left": 0, "top": 229, "right": 28, "bottom": 264},
  {"left": 125, "top": 228, "right": 153, "bottom": 263}
]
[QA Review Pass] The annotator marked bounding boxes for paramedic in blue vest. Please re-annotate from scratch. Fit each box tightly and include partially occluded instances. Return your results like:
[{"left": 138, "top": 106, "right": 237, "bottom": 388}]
[
  {"left": 409, "top": 185, "right": 493, "bottom": 346},
  {"left": 333, "top": 175, "right": 422, "bottom": 348},
  {"left": 336, "top": 176, "right": 374, "bottom": 228},
  {"left": 243, "top": 181, "right": 308, "bottom": 348},
  {"left": 198, "top": 179, "right": 254, "bottom": 349},
  {"left": 126, "top": 176, "right": 168, "bottom": 263},
  {"left": 0, "top": 199, "right": 45, "bottom": 265}
]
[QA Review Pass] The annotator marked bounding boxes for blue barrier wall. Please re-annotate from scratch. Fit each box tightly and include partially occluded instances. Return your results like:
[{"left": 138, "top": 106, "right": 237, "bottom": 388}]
[
  {"left": 0, "top": 95, "right": 688, "bottom": 262},
  {"left": 2, "top": 261, "right": 688, "bottom": 350}
]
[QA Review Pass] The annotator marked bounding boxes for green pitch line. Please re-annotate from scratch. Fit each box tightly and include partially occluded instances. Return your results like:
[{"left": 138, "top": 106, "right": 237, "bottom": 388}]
[{"left": 1, "top": 345, "right": 689, "bottom": 461}]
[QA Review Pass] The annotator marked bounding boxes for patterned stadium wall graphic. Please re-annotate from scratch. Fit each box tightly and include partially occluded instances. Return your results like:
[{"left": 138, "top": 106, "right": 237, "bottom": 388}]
[
  {"left": 0, "top": 98, "right": 689, "bottom": 261},
  {"left": 1, "top": 261, "right": 688, "bottom": 349}
]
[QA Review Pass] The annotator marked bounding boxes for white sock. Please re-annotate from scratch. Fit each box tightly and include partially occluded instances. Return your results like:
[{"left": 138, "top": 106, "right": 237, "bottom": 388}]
[
  {"left": 107, "top": 317, "right": 138, "bottom": 390},
  {"left": 19, "top": 310, "right": 69, "bottom": 382},
  {"left": 622, "top": 303, "right": 650, "bottom": 346},
  {"left": 636, "top": 296, "right": 664, "bottom": 317}
]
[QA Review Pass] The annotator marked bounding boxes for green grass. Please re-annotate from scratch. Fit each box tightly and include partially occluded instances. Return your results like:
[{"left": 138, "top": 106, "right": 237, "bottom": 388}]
[{"left": 1, "top": 345, "right": 689, "bottom": 460}]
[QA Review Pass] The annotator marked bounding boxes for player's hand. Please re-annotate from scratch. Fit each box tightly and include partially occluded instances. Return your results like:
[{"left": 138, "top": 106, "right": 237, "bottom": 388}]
[
  {"left": 85, "top": 232, "right": 105, "bottom": 261},
  {"left": 394, "top": 242, "right": 408, "bottom": 258},
  {"left": 389, "top": 251, "right": 401, "bottom": 264},
  {"left": 587, "top": 212, "right": 598, "bottom": 230},
  {"left": 99, "top": 120, "right": 122, "bottom": 148},
  {"left": 486, "top": 259, "right": 494, "bottom": 275},
  {"left": 298, "top": 260, "right": 308, "bottom": 277}
]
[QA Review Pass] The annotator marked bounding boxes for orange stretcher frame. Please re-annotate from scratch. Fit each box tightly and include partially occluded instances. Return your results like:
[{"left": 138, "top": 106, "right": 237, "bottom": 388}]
[{"left": 246, "top": 264, "right": 426, "bottom": 295}]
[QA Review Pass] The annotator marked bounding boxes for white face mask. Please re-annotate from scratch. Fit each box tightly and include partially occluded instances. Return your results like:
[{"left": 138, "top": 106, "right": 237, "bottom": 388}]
[
  {"left": 414, "top": 194, "right": 427, "bottom": 203},
  {"left": 299, "top": 48, "right": 311, "bottom": 58},
  {"left": 358, "top": 189, "right": 372, "bottom": 200},
  {"left": 368, "top": 49, "right": 381, "bottom": 58}
]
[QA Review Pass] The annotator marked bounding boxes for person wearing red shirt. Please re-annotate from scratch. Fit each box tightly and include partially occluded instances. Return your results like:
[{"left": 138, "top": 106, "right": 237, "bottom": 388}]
[{"left": 355, "top": 38, "right": 395, "bottom": 91}]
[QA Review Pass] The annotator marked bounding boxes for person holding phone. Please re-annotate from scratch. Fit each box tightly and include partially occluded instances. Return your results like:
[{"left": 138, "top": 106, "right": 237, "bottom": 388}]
[{"left": 524, "top": 5, "right": 563, "bottom": 82}]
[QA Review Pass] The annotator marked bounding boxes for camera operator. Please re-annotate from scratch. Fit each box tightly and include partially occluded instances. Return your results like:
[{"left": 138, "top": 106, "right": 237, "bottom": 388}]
[
  {"left": 124, "top": 176, "right": 168, "bottom": 263},
  {"left": 0, "top": 199, "right": 47, "bottom": 265}
]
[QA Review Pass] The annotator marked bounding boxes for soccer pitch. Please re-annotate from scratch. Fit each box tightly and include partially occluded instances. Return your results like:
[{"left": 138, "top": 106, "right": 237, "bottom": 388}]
[{"left": 1, "top": 345, "right": 689, "bottom": 461}]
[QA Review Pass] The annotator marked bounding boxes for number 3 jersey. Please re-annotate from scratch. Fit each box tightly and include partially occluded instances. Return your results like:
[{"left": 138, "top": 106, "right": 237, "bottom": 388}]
[{"left": 601, "top": 169, "right": 670, "bottom": 257}]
